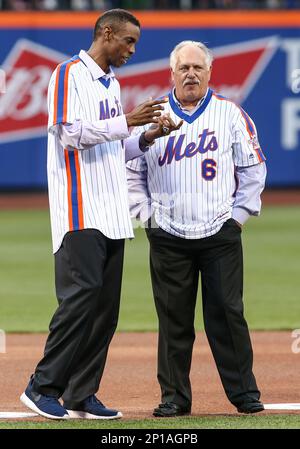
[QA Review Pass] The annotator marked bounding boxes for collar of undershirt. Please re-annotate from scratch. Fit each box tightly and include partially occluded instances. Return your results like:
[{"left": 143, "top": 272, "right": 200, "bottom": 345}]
[{"left": 169, "top": 87, "right": 213, "bottom": 124}]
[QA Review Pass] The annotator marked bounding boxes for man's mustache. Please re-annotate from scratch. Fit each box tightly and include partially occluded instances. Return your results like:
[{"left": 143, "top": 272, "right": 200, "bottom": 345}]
[{"left": 183, "top": 79, "right": 200, "bottom": 87}]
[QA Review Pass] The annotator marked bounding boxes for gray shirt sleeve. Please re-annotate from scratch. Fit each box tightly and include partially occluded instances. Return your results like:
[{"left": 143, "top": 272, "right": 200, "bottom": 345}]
[
  {"left": 126, "top": 165, "right": 152, "bottom": 223},
  {"left": 232, "top": 162, "right": 267, "bottom": 225}
]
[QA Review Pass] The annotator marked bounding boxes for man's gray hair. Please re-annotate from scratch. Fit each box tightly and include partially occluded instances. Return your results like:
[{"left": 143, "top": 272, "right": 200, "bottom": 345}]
[{"left": 170, "top": 41, "right": 213, "bottom": 71}]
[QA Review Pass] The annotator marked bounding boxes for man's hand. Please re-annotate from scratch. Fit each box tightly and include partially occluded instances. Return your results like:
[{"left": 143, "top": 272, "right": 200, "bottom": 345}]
[
  {"left": 126, "top": 98, "right": 168, "bottom": 127},
  {"left": 144, "top": 113, "right": 184, "bottom": 142},
  {"left": 233, "top": 219, "right": 243, "bottom": 229}
]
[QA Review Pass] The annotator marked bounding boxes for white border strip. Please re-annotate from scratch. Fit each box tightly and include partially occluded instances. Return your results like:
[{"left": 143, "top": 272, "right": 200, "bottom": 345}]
[
  {"left": 0, "top": 412, "right": 38, "bottom": 418},
  {"left": 264, "top": 403, "right": 300, "bottom": 410}
]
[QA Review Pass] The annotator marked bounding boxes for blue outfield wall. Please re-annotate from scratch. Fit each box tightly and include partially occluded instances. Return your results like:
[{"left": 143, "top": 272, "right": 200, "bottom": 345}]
[{"left": 0, "top": 13, "right": 299, "bottom": 188}]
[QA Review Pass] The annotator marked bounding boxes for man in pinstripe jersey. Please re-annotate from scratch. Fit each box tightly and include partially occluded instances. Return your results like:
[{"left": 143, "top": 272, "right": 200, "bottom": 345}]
[
  {"left": 20, "top": 9, "right": 181, "bottom": 421},
  {"left": 127, "top": 40, "right": 267, "bottom": 417}
]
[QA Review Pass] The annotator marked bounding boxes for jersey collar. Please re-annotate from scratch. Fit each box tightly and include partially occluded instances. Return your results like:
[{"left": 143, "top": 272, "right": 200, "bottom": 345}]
[
  {"left": 78, "top": 50, "right": 115, "bottom": 84},
  {"left": 168, "top": 88, "right": 213, "bottom": 124}
]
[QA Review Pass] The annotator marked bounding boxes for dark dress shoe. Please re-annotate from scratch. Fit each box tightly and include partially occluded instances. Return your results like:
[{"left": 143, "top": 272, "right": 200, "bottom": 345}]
[
  {"left": 237, "top": 400, "right": 264, "bottom": 414},
  {"left": 153, "top": 402, "right": 191, "bottom": 417}
]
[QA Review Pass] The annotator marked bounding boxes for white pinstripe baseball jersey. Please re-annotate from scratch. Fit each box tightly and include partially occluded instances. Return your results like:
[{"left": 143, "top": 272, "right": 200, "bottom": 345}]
[
  {"left": 47, "top": 50, "right": 134, "bottom": 253},
  {"left": 127, "top": 88, "right": 266, "bottom": 239}
]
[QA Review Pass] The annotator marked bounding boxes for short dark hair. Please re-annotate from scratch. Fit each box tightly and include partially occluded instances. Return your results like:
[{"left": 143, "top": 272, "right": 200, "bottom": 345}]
[{"left": 93, "top": 9, "right": 140, "bottom": 41}]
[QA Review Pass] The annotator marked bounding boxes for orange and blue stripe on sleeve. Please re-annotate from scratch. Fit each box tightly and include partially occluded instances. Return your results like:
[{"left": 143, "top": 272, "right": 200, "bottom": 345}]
[
  {"left": 240, "top": 107, "right": 266, "bottom": 162},
  {"left": 64, "top": 149, "right": 84, "bottom": 231},
  {"left": 254, "top": 147, "right": 266, "bottom": 162},
  {"left": 213, "top": 93, "right": 266, "bottom": 162},
  {"left": 53, "top": 55, "right": 80, "bottom": 125},
  {"left": 240, "top": 107, "right": 256, "bottom": 138}
]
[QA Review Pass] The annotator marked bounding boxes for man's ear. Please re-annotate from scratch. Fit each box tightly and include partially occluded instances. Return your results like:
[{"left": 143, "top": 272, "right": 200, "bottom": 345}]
[
  {"left": 103, "top": 25, "right": 113, "bottom": 42},
  {"left": 208, "top": 65, "right": 212, "bottom": 82},
  {"left": 170, "top": 69, "right": 175, "bottom": 83}
]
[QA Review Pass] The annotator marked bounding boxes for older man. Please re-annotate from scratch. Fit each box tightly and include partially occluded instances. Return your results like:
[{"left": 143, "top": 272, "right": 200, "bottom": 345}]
[{"left": 127, "top": 40, "right": 266, "bottom": 417}]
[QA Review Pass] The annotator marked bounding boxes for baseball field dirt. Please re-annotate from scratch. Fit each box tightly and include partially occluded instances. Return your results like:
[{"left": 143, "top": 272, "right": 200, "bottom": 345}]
[{"left": 0, "top": 331, "right": 300, "bottom": 420}]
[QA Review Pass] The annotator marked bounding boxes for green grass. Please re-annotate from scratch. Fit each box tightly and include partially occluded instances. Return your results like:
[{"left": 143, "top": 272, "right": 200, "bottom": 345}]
[
  {"left": 0, "top": 206, "right": 299, "bottom": 332},
  {"left": 0, "top": 210, "right": 55, "bottom": 332},
  {"left": 0, "top": 415, "right": 299, "bottom": 429},
  {"left": 242, "top": 207, "right": 300, "bottom": 329}
]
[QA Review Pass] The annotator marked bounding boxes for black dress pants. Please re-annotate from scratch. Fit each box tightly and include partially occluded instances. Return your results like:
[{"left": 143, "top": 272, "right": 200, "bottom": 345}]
[
  {"left": 32, "top": 229, "right": 124, "bottom": 408},
  {"left": 146, "top": 219, "right": 260, "bottom": 409}
]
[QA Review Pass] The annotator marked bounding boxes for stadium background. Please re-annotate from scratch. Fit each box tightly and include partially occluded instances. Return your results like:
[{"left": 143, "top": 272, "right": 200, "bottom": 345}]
[
  {"left": 0, "top": 7, "right": 300, "bottom": 187},
  {"left": 0, "top": 4, "right": 300, "bottom": 429}
]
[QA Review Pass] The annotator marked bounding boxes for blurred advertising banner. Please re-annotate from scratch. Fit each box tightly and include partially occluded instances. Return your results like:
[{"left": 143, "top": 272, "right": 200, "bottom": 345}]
[{"left": 0, "top": 11, "right": 299, "bottom": 188}]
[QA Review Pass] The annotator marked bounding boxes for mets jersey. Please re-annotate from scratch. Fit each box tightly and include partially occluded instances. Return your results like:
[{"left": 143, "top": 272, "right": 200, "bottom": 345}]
[
  {"left": 47, "top": 50, "right": 134, "bottom": 253},
  {"left": 127, "top": 88, "right": 266, "bottom": 239}
]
